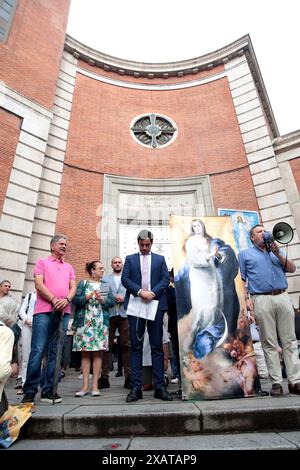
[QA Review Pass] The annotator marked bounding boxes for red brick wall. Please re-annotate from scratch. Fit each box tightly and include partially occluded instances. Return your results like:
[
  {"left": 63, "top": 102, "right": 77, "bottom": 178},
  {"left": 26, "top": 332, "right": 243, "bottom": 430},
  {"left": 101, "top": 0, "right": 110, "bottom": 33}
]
[
  {"left": 57, "top": 73, "right": 259, "bottom": 274},
  {"left": 55, "top": 166, "right": 103, "bottom": 281},
  {"left": 0, "top": 108, "right": 21, "bottom": 214},
  {"left": 211, "top": 167, "right": 259, "bottom": 213},
  {"left": 290, "top": 158, "right": 300, "bottom": 193},
  {"left": 0, "top": 0, "right": 70, "bottom": 109},
  {"left": 65, "top": 74, "right": 250, "bottom": 177}
]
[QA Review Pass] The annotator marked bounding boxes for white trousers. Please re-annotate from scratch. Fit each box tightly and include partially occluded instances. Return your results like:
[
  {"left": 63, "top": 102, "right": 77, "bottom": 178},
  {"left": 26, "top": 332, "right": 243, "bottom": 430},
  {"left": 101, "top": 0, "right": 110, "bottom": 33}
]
[{"left": 20, "top": 324, "right": 32, "bottom": 385}]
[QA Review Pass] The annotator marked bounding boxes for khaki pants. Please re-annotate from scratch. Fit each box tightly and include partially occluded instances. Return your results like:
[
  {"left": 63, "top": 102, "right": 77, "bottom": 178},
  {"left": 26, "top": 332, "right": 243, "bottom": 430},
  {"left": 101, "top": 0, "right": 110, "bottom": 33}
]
[{"left": 252, "top": 292, "right": 300, "bottom": 385}]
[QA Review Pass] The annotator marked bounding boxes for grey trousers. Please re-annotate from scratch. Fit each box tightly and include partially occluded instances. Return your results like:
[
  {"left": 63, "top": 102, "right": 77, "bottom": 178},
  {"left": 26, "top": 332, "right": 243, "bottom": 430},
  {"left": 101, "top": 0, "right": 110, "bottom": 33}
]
[{"left": 252, "top": 292, "right": 300, "bottom": 385}]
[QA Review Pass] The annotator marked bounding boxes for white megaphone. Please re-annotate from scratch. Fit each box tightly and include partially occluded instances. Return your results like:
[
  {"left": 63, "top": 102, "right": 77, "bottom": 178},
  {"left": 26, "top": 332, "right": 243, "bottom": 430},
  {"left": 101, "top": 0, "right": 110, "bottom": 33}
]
[{"left": 272, "top": 222, "right": 294, "bottom": 244}]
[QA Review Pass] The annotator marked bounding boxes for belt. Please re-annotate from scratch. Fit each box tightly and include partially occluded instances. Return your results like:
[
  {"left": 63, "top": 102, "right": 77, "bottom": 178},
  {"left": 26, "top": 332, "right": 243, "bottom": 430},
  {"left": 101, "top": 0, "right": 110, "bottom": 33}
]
[{"left": 251, "top": 289, "right": 285, "bottom": 296}]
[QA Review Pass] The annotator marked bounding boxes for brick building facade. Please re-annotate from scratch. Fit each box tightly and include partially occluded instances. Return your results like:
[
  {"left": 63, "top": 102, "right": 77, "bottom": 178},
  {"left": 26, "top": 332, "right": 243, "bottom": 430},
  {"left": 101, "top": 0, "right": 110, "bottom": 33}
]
[{"left": 0, "top": 0, "right": 299, "bottom": 306}]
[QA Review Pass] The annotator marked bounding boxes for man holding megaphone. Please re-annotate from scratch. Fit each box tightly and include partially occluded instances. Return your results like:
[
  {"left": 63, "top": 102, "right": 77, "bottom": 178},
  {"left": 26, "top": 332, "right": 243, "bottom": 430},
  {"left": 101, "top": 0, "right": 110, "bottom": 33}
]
[{"left": 238, "top": 224, "right": 300, "bottom": 397}]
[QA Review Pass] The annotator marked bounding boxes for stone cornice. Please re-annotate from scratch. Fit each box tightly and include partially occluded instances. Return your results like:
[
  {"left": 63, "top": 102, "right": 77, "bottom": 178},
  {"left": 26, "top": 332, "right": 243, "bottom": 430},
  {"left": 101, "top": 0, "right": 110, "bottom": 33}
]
[
  {"left": 273, "top": 129, "right": 300, "bottom": 154},
  {"left": 65, "top": 33, "right": 249, "bottom": 77},
  {"left": 64, "top": 33, "right": 279, "bottom": 137}
]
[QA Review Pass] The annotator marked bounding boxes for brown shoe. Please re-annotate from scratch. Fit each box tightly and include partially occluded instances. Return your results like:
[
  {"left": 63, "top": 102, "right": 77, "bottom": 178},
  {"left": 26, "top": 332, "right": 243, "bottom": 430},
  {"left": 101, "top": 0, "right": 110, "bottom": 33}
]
[
  {"left": 288, "top": 383, "right": 300, "bottom": 395},
  {"left": 270, "top": 383, "right": 283, "bottom": 397}
]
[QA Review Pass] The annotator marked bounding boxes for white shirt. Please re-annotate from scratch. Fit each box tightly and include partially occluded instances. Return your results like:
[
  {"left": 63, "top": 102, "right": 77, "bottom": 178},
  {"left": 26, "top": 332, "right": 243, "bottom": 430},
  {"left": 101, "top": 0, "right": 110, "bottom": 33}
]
[
  {"left": 113, "top": 274, "right": 122, "bottom": 291},
  {"left": 139, "top": 252, "right": 151, "bottom": 290},
  {"left": 18, "top": 292, "right": 36, "bottom": 325}
]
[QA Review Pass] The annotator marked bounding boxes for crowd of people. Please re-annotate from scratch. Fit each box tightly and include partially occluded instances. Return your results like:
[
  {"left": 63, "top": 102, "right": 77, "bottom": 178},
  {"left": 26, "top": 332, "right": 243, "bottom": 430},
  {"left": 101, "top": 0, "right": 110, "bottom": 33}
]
[{"left": 1, "top": 221, "right": 300, "bottom": 416}]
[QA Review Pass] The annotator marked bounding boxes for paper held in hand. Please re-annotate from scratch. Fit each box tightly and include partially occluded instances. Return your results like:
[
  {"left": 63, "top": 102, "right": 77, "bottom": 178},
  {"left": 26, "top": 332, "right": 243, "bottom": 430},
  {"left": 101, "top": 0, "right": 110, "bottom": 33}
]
[{"left": 126, "top": 294, "right": 158, "bottom": 321}]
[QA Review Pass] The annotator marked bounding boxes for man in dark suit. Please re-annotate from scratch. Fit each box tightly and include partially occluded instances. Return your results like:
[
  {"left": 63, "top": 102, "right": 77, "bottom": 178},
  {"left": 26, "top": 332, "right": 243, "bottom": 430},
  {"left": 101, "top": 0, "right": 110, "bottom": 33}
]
[{"left": 121, "top": 229, "right": 173, "bottom": 402}]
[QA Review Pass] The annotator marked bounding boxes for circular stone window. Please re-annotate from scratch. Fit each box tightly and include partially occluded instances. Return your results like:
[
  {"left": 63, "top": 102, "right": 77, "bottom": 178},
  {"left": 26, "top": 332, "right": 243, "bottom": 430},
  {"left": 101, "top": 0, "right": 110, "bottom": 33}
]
[{"left": 130, "top": 113, "right": 177, "bottom": 149}]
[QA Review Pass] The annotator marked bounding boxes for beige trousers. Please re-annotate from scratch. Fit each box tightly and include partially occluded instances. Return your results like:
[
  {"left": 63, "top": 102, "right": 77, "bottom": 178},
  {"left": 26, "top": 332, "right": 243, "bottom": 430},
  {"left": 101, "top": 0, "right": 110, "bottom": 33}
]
[{"left": 252, "top": 292, "right": 300, "bottom": 385}]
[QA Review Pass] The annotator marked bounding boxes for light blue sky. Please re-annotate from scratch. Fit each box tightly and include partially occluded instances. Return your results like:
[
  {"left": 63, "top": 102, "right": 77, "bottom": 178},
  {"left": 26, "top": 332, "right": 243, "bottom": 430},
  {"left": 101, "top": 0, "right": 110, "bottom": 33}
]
[{"left": 67, "top": 0, "right": 299, "bottom": 136}]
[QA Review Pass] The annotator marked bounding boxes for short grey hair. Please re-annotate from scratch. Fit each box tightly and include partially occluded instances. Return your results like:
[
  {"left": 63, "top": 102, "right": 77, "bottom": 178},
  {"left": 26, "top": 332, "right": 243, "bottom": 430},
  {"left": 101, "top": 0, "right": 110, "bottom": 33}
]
[{"left": 50, "top": 234, "right": 68, "bottom": 251}]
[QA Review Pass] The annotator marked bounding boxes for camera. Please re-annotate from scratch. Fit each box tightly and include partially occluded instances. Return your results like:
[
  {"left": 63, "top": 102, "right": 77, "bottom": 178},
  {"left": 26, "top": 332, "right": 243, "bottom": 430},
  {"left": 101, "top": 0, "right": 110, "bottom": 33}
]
[{"left": 262, "top": 231, "right": 274, "bottom": 252}]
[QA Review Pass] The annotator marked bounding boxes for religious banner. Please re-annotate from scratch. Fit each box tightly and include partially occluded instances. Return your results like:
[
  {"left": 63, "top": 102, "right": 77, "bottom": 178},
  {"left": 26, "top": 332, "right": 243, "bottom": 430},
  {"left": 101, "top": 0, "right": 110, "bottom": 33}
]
[
  {"left": 170, "top": 215, "right": 261, "bottom": 400},
  {"left": 217, "top": 209, "right": 259, "bottom": 253}
]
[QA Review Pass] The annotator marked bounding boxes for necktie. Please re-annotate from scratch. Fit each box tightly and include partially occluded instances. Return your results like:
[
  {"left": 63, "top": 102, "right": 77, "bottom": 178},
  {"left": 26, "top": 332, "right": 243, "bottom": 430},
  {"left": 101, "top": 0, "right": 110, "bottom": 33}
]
[{"left": 141, "top": 255, "right": 149, "bottom": 291}]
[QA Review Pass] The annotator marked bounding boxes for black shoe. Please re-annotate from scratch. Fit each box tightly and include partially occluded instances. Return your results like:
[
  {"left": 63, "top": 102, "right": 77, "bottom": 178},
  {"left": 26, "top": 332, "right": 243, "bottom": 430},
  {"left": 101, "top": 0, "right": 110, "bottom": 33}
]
[
  {"left": 115, "top": 371, "right": 123, "bottom": 377},
  {"left": 98, "top": 377, "right": 110, "bottom": 389},
  {"left": 21, "top": 394, "right": 35, "bottom": 404},
  {"left": 257, "top": 390, "right": 269, "bottom": 397},
  {"left": 154, "top": 387, "right": 173, "bottom": 401},
  {"left": 288, "top": 382, "right": 300, "bottom": 395},
  {"left": 40, "top": 392, "right": 62, "bottom": 404},
  {"left": 124, "top": 377, "right": 132, "bottom": 389},
  {"left": 126, "top": 388, "right": 142, "bottom": 403},
  {"left": 270, "top": 383, "right": 283, "bottom": 397},
  {"left": 171, "top": 389, "right": 182, "bottom": 397}
]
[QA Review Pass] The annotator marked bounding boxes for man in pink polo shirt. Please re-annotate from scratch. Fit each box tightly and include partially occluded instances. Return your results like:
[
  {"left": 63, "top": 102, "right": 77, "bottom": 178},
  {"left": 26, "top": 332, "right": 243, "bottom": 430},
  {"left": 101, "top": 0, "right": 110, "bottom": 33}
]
[{"left": 22, "top": 235, "right": 76, "bottom": 404}]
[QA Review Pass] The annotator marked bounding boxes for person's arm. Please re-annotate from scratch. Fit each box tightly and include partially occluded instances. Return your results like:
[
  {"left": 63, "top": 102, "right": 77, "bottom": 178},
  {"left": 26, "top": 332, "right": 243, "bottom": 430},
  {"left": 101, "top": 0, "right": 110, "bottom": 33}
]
[
  {"left": 270, "top": 243, "right": 296, "bottom": 273},
  {"left": 72, "top": 281, "right": 87, "bottom": 306},
  {"left": 18, "top": 294, "right": 33, "bottom": 327},
  {"left": 18, "top": 295, "right": 27, "bottom": 322},
  {"left": 35, "top": 274, "right": 67, "bottom": 312},
  {"left": 242, "top": 279, "right": 254, "bottom": 313},
  {"left": 150, "top": 257, "right": 170, "bottom": 299},
  {"left": 65, "top": 278, "right": 77, "bottom": 304},
  {"left": 238, "top": 251, "right": 254, "bottom": 312},
  {"left": 53, "top": 273, "right": 77, "bottom": 311},
  {"left": 35, "top": 274, "right": 55, "bottom": 304},
  {"left": 121, "top": 257, "right": 142, "bottom": 296},
  {"left": 218, "top": 244, "right": 239, "bottom": 277},
  {"left": 100, "top": 288, "right": 116, "bottom": 309}
]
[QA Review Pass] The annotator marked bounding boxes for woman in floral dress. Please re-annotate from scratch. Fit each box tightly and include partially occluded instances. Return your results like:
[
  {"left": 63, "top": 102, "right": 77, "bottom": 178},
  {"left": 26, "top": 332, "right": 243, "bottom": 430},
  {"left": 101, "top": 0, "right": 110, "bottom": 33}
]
[{"left": 72, "top": 261, "right": 115, "bottom": 396}]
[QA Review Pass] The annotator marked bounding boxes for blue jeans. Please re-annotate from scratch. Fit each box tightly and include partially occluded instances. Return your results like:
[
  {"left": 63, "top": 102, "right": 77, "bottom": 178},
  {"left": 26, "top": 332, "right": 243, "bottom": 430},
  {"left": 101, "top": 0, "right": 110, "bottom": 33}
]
[{"left": 23, "top": 312, "right": 68, "bottom": 396}]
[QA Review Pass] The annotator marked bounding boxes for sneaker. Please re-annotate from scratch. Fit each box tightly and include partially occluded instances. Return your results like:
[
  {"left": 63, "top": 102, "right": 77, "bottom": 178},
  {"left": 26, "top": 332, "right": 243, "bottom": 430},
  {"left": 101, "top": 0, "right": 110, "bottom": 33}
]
[
  {"left": 40, "top": 392, "right": 62, "bottom": 404},
  {"left": 170, "top": 377, "right": 179, "bottom": 384},
  {"left": 21, "top": 394, "right": 35, "bottom": 404}
]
